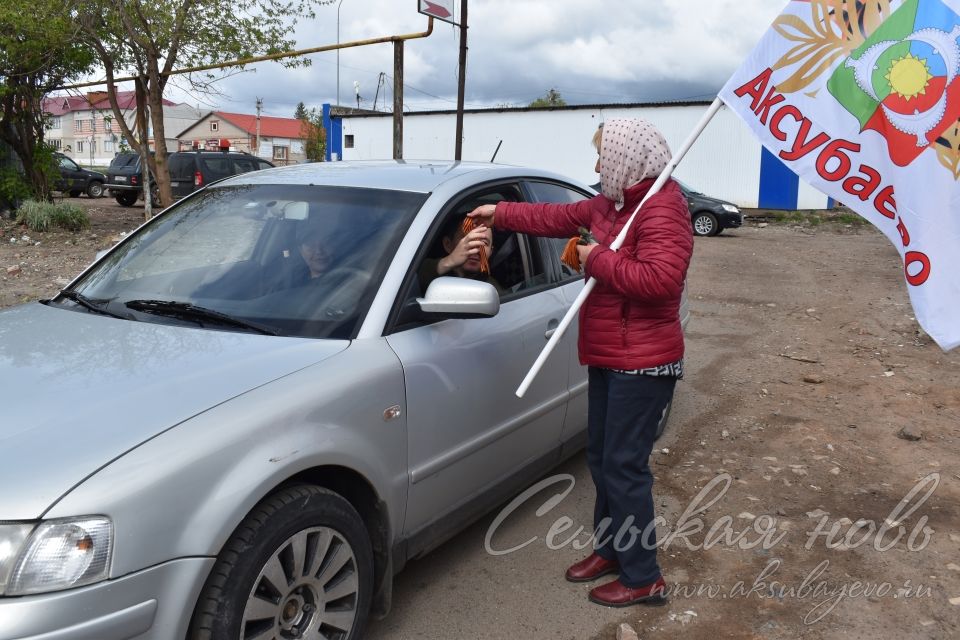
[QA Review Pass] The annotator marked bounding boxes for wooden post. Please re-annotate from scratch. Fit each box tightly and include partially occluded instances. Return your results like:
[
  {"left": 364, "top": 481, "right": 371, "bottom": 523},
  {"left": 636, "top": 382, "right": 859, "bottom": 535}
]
[
  {"left": 393, "top": 40, "right": 403, "bottom": 160},
  {"left": 454, "top": 0, "right": 468, "bottom": 161}
]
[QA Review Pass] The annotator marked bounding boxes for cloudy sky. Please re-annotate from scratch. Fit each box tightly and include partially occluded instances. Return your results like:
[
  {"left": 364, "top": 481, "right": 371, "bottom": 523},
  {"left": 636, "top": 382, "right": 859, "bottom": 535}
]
[{"left": 162, "top": 0, "right": 786, "bottom": 119}]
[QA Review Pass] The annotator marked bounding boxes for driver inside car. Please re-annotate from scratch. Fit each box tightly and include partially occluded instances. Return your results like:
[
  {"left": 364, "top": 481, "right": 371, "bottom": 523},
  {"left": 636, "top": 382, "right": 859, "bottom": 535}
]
[
  {"left": 418, "top": 215, "right": 502, "bottom": 294},
  {"left": 296, "top": 223, "right": 333, "bottom": 281}
]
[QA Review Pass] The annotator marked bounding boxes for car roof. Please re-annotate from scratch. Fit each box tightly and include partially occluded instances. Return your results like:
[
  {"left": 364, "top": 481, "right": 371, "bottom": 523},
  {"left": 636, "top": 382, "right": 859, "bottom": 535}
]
[{"left": 215, "top": 160, "right": 583, "bottom": 194}]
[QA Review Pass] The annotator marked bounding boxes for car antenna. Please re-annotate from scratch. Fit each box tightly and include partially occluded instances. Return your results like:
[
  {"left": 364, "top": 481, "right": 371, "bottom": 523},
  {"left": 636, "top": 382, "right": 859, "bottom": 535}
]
[{"left": 490, "top": 139, "right": 503, "bottom": 163}]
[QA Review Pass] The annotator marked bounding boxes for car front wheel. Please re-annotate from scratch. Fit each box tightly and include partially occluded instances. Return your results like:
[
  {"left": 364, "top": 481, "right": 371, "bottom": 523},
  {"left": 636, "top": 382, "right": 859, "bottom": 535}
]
[
  {"left": 87, "top": 181, "right": 104, "bottom": 198},
  {"left": 189, "top": 485, "right": 373, "bottom": 640},
  {"left": 692, "top": 211, "right": 719, "bottom": 237},
  {"left": 114, "top": 191, "right": 138, "bottom": 207}
]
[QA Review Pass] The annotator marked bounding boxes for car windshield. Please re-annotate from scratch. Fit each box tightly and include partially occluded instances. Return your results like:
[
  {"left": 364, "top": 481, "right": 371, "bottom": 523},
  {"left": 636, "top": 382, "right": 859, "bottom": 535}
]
[{"left": 66, "top": 184, "right": 426, "bottom": 339}]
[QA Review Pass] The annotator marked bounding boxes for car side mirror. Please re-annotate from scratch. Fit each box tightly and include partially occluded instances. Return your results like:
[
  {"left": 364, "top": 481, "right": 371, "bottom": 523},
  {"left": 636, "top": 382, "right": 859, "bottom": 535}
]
[{"left": 416, "top": 277, "right": 499, "bottom": 318}]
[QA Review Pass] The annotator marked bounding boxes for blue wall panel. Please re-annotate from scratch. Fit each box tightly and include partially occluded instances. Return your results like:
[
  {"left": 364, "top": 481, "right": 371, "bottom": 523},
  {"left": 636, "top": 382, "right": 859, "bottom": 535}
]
[
  {"left": 758, "top": 147, "right": 799, "bottom": 210},
  {"left": 322, "top": 104, "right": 343, "bottom": 161}
]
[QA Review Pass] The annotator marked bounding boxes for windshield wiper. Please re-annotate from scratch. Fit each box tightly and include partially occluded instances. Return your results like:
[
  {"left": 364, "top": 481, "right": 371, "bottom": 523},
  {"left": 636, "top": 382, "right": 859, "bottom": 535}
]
[
  {"left": 58, "top": 290, "right": 129, "bottom": 320},
  {"left": 124, "top": 299, "right": 280, "bottom": 335}
]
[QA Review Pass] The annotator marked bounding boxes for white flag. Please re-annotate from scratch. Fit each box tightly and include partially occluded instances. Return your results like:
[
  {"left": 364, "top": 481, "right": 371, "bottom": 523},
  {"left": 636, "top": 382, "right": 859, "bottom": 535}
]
[{"left": 719, "top": 0, "right": 960, "bottom": 350}]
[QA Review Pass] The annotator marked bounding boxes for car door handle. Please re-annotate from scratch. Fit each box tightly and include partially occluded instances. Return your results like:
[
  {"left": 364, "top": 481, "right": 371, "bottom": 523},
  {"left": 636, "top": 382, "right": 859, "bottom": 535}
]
[{"left": 545, "top": 319, "right": 560, "bottom": 339}]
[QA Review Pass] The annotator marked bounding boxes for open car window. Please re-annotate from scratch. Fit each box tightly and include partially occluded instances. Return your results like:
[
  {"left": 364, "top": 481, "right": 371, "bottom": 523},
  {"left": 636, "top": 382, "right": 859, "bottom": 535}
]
[
  {"left": 419, "top": 185, "right": 548, "bottom": 298},
  {"left": 390, "top": 184, "right": 552, "bottom": 333}
]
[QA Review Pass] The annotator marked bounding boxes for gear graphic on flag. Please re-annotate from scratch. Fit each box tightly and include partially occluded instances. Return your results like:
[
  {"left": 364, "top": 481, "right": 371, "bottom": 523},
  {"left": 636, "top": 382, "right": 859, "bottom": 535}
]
[{"left": 845, "top": 25, "right": 960, "bottom": 146}]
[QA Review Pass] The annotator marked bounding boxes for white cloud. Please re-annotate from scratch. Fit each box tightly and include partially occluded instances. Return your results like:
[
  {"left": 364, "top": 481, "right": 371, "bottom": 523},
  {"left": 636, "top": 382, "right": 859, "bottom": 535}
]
[{"left": 157, "top": 0, "right": 787, "bottom": 115}]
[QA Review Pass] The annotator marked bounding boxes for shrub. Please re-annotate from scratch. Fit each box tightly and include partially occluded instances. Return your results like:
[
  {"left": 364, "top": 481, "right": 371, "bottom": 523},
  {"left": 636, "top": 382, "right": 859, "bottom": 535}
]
[
  {"left": 0, "top": 167, "right": 31, "bottom": 217},
  {"left": 15, "top": 200, "right": 90, "bottom": 232}
]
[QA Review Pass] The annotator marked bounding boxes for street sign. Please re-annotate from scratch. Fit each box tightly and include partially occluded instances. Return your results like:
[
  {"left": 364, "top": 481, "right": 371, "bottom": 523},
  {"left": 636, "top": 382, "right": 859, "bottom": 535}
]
[{"left": 418, "top": 0, "right": 457, "bottom": 25}]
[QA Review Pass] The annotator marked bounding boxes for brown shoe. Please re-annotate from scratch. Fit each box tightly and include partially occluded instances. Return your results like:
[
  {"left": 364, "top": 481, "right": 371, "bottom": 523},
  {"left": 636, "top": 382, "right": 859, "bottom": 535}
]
[
  {"left": 588, "top": 577, "right": 668, "bottom": 607},
  {"left": 564, "top": 553, "right": 619, "bottom": 583}
]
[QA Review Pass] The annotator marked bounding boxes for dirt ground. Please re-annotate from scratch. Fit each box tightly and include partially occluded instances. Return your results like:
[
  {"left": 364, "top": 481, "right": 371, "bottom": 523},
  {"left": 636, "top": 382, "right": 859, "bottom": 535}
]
[
  {"left": 2, "top": 199, "right": 958, "bottom": 639},
  {"left": 0, "top": 197, "right": 145, "bottom": 307}
]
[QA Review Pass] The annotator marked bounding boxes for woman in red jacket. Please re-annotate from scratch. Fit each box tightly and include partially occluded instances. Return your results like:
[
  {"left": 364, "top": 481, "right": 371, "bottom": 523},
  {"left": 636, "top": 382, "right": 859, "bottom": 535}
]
[{"left": 469, "top": 118, "right": 692, "bottom": 607}]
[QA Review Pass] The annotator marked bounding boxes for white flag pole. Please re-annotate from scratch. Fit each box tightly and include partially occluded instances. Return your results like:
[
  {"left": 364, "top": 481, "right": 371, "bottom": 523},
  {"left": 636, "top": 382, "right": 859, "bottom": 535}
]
[{"left": 515, "top": 97, "right": 725, "bottom": 398}]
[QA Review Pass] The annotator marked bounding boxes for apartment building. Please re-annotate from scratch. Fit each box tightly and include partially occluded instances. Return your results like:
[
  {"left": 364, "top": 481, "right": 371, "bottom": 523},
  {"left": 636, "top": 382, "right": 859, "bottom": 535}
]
[{"left": 43, "top": 91, "right": 202, "bottom": 167}]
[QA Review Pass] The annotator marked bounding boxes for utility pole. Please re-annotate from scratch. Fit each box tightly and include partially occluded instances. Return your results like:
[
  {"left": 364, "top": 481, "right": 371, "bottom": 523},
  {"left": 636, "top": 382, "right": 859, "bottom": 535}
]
[
  {"left": 337, "top": 0, "right": 345, "bottom": 106},
  {"left": 255, "top": 98, "right": 263, "bottom": 156},
  {"left": 393, "top": 42, "right": 403, "bottom": 160},
  {"left": 455, "top": 0, "right": 468, "bottom": 161}
]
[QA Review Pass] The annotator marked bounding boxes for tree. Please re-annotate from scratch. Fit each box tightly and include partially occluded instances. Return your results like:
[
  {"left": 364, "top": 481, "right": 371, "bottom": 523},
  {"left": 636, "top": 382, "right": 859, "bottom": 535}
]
[
  {"left": 298, "top": 107, "right": 325, "bottom": 162},
  {"left": 0, "top": 0, "right": 93, "bottom": 201},
  {"left": 529, "top": 89, "right": 567, "bottom": 108},
  {"left": 72, "top": 0, "right": 336, "bottom": 213},
  {"left": 294, "top": 101, "right": 308, "bottom": 120}
]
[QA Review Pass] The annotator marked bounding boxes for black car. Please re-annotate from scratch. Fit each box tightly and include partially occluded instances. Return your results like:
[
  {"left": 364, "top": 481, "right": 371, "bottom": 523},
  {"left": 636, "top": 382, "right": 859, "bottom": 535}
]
[
  {"left": 106, "top": 150, "right": 275, "bottom": 207},
  {"left": 54, "top": 153, "right": 106, "bottom": 198},
  {"left": 168, "top": 151, "right": 274, "bottom": 199},
  {"left": 676, "top": 180, "right": 744, "bottom": 236},
  {"left": 105, "top": 152, "right": 148, "bottom": 206}
]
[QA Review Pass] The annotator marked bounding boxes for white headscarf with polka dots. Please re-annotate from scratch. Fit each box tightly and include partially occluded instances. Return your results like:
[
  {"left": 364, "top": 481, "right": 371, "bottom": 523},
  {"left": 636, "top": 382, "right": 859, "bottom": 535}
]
[{"left": 598, "top": 118, "right": 672, "bottom": 211}]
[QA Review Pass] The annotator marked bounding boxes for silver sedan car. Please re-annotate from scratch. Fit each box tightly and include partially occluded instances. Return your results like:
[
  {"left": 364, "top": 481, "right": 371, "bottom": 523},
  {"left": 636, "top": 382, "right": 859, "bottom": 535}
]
[{"left": 0, "top": 161, "right": 686, "bottom": 640}]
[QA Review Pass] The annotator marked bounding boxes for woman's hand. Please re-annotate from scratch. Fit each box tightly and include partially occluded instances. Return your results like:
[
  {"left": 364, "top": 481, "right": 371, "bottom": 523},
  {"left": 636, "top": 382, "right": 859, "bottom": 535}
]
[
  {"left": 576, "top": 242, "right": 598, "bottom": 267},
  {"left": 438, "top": 226, "right": 490, "bottom": 274},
  {"left": 467, "top": 204, "right": 496, "bottom": 228}
]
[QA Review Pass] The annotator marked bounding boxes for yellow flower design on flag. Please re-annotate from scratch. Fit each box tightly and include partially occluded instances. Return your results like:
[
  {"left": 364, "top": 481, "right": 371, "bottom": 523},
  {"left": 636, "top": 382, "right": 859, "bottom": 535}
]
[{"left": 886, "top": 52, "right": 934, "bottom": 99}]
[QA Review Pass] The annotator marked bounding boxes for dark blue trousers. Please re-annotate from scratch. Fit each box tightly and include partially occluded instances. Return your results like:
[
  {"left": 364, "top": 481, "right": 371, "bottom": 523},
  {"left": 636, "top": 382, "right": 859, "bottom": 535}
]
[{"left": 587, "top": 367, "right": 675, "bottom": 588}]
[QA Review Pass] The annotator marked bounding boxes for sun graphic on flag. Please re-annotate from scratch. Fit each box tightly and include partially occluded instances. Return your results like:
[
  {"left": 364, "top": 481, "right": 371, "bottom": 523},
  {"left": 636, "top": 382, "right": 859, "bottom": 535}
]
[{"left": 885, "top": 52, "right": 933, "bottom": 100}]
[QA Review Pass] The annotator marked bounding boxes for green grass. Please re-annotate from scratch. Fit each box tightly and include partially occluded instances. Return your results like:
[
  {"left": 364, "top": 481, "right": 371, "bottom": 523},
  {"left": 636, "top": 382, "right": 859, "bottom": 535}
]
[
  {"left": 752, "top": 208, "right": 867, "bottom": 227},
  {"left": 15, "top": 200, "right": 91, "bottom": 232}
]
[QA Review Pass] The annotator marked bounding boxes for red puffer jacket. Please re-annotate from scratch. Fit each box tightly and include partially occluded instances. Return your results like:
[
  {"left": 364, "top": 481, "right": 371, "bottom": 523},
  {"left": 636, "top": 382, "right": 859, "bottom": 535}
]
[{"left": 495, "top": 178, "right": 693, "bottom": 369}]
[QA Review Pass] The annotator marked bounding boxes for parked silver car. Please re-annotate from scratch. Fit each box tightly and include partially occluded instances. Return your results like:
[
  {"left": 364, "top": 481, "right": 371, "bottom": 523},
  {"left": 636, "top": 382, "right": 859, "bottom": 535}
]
[{"left": 0, "top": 161, "right": 687, "bottom": 640}]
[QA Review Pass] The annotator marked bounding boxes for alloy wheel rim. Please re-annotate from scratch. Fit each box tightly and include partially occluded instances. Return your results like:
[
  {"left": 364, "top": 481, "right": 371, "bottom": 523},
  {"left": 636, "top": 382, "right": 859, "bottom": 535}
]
[
  {"left": 695, "top": 216, "right": 713, "bottom": 235},
  {"left": 240, "top": 526, "right": 360, "bottom": 640}
]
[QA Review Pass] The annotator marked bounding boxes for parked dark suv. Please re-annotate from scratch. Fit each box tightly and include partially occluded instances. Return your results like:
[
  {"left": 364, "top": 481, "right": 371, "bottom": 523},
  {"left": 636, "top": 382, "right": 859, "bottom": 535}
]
[
  {"left": 54, "top": 153, "right": 106, "bottom": 198},
  {"left": 105, "top": 152, "right": 148, "bottom": 206},
  {"left": 106, "top": 150, "right": 275, "bottom": 207}
]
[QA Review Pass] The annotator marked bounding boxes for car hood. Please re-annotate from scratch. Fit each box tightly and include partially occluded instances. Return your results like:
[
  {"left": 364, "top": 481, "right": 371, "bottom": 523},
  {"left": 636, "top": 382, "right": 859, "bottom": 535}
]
[
  {"left": 686, "top": 191, "right": 736, "bottom": 208},
  {"left": 0, "top": 303, "right": 349, "bottom": 519}
]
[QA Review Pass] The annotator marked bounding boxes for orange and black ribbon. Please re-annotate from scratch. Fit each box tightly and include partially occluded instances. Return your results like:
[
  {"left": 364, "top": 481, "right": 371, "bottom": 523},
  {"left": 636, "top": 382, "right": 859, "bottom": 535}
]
[
  {"left": 459, "top": 217, "right": 490, "bottom": 273},
  {"left": 560, "top": 226, "right": 596, "bottom": 272}
]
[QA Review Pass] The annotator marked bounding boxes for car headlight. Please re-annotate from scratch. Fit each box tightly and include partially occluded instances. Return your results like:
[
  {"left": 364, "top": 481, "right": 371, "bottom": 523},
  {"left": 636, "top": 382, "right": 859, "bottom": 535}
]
[
  {"left": 0, "top": 517, "right": 113, "bottom": 596},
  {"left": 0, "top": 523, "right": 35, "bottom": 594},
  {"left": 721, "top": 203, "right": 740, "bottom": 213}
]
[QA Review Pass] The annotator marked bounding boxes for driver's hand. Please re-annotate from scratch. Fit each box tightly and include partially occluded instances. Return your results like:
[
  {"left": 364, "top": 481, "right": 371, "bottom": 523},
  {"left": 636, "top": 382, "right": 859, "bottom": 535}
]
[{"left": 438, "top": 226, "right": 490, "bottom": 274}]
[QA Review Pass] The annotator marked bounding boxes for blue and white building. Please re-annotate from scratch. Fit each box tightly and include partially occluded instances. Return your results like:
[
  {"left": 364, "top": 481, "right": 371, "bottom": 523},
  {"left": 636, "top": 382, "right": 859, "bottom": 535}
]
[{"left": 323, "top": 101, "right": 831, "bottom": 210}]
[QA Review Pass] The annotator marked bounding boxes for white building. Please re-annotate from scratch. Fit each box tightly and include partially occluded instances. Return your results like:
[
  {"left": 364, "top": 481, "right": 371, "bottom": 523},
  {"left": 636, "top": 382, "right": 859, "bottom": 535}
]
[{"left": 327, "top": 102, "right": 830, "bottom": 210}]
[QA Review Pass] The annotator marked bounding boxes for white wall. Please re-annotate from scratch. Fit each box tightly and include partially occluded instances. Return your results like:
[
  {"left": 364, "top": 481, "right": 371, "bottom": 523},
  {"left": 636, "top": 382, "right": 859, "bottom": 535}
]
[{"left": 339, "top": 105, "right": 829, "bottom": 210}]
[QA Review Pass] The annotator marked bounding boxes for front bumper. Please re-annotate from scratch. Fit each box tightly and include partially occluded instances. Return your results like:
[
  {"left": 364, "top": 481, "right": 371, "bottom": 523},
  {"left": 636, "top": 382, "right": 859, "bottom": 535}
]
[
  {"left": 0, "top": 557, "right": 213, "bottom": 640},
  {"left": 718, "top": 211, "right": 743, "bottom": 229}
]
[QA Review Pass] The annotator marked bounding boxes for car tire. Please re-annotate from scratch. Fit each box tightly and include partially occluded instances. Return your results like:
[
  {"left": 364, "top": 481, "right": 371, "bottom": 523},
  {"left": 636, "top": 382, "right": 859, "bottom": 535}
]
[
  {"left": 188, "top": 485, "right": 373, "bottom": 640},
  {"left": 654, "top": 399, "right": 672, "bottom": 441},
  {"left": 692, "top": 211, "right": 719, "bottom": 237},
  {"left": 86, "top": 181, "right": 104, "bottom": 198},
  {"left": 114, "top": 191, "right": 138, "bottom": 207}
]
